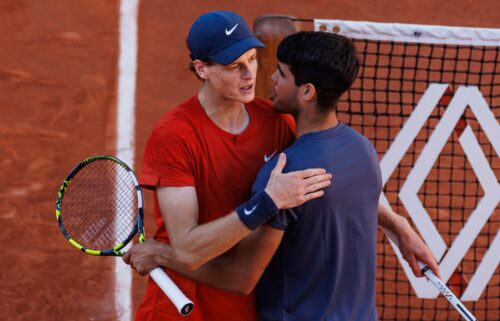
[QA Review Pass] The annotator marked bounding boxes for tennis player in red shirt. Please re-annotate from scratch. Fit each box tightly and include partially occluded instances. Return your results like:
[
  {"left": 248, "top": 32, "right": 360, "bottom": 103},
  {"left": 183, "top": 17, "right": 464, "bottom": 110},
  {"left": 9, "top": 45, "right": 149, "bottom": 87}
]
[{"left": 124, "top": 11, "right": 439, "bottom": 321}]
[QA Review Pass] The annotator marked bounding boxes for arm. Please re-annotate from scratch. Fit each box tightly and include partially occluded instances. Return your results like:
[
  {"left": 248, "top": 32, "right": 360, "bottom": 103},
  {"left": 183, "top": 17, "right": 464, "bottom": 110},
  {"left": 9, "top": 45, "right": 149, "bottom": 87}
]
[
  {"left": 130, "top": 225, "right": 284, "bottom": 294},
  {"left": 162, "top": 153, "right": 329, "bottom": 270},
  {"left": 125, "top": 153, "right": 330, "bottom": 271},
  {"left": 189, "top": 225, "right": 283, "bottom": 294},
  {"left": 378, "top": 202, "right": 441, "bottom": 278},
  {"left": 157, "top": 185, "right": 248, "bottom": 271}
]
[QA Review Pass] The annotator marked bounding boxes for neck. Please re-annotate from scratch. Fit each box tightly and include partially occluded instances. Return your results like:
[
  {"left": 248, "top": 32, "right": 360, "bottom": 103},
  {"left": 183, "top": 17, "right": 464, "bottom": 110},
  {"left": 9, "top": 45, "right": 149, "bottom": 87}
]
[
  {"left": 198, "top": 84, "right": 249, "bottom": 134},
  {"left": 295, "top": 107, "right": 339, "bottom": 137}
]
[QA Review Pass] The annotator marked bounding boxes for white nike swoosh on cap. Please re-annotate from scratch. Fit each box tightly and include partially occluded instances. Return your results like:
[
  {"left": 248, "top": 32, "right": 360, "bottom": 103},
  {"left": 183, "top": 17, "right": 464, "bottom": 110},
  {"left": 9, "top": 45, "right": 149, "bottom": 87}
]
[
  {"left": 225, "top": 23, "right": 239, "bottom": 35},
  {"left": 244, "top": 204, "right": 258, "bottom": 215},
  {"left": 264, "top": 150, "right": 277, "bottom": 162}
]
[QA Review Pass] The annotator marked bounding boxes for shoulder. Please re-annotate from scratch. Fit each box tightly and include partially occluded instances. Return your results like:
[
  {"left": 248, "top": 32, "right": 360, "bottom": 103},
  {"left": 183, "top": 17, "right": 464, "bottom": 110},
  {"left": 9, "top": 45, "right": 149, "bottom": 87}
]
[
  {"left": 341, "top": 125, "right": 372, "bottom": 146},
  {"left": 142, "top": 99, "right": 199, "bottom": 166},
  {"left": 341, "top": 125, "right": 379, "bottom": 161},
  {"left": 150, "top": 96, "right": 199, "bottom": 141}
]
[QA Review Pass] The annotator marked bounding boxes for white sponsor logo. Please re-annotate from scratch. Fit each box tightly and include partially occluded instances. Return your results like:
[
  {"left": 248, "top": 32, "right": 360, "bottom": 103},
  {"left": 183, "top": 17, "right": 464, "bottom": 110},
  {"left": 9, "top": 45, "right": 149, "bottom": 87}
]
[
  {"left": 225, "top": 23, "right": 238, "bottom": 36},
  {"left": 244, "top": 204, "right": 258, "bottom": 215},
  {"left": 264, "top": 150, "right": 277, "bottom": 162},
  {"left": 379, "top": 84, "right": 500, "bottom": 301}
]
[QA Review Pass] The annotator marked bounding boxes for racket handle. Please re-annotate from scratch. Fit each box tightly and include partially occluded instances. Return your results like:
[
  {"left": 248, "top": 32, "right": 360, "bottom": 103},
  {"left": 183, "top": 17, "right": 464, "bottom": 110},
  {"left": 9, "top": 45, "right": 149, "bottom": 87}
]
[
  {"left": 149, "top": 267, "right": 194, "bottom": 316},
  {"left": 380, "top": 227, "right": 477, "bottom": 321},
  {"left": 418, "top": 263, "right": 477, "bottom": 321}
]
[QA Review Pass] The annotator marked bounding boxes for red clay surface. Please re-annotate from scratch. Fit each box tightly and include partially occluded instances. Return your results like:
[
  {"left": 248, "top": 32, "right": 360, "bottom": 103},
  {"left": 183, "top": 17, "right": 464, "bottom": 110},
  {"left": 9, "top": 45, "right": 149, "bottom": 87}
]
[{"left": 0, "top": 0, "right": 498, "bottom": 320}]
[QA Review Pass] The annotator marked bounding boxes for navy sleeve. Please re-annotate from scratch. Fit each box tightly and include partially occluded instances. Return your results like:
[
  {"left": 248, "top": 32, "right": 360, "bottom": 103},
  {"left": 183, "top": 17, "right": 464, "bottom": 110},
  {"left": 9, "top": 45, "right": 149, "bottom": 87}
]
[{"left": 266, "top": 209, "right": 299, "bottom": 230}]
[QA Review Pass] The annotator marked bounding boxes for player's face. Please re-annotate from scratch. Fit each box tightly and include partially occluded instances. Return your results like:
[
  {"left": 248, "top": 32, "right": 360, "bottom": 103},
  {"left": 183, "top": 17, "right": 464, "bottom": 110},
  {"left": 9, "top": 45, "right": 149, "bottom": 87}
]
[
  {"left": 271, "top": 62, "right": 299, "bottom": 115},
  {"left": 204, "top": 49, "right": 258, "bottom": 104}
]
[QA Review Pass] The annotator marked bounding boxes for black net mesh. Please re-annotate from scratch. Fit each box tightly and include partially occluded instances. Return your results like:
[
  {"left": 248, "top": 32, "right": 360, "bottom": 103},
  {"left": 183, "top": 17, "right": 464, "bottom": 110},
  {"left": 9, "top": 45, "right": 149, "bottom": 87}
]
[{"left": 338, "top": 38, "right": 499, "bottom": 320}]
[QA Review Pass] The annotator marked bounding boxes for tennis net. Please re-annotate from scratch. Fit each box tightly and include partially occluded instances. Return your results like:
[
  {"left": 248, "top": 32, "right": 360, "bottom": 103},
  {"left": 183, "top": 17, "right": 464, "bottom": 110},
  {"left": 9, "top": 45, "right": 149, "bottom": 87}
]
[{"left": 315, "top": 19, "right": 500, "bottom": 321}]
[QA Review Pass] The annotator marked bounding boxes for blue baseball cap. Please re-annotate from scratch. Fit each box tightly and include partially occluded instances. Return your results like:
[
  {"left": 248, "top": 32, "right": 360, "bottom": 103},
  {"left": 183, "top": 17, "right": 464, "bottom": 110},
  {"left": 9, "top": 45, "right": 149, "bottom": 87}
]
[{"left": 187, "top": 11, "right": 265, "bottom": 65}]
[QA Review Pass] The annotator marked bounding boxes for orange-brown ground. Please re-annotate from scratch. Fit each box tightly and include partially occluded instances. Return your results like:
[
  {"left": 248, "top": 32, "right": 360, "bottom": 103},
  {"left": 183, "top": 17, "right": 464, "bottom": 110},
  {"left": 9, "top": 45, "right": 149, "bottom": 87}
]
[{"left": 0, "top": 0, "right": 498, "bottom": 320}]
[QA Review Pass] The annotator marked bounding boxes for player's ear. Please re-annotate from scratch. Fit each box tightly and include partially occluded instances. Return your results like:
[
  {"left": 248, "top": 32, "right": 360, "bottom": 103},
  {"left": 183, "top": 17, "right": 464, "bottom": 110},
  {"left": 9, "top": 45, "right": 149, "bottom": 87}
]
[
  {"left": 193, "top": 60, "right": 209, "bottom": 80},
  {"left": 301, "top": 83, "right": 316, "bottom": 102}
]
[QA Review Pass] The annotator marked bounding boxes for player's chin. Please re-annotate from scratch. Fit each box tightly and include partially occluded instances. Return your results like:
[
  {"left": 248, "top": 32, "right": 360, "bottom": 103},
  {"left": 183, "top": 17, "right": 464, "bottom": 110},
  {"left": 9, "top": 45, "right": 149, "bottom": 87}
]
[
  {"left": 236, "top": 91, "right": 255, "bottom": 103},
  {"left": 238, "top": 84, "right": 255, "bottom": 101}
]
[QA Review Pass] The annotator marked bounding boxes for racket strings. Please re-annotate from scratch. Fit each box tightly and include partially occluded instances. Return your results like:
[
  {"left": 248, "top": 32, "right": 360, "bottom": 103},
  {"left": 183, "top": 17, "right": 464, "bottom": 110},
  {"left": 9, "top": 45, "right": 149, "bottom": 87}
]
[{"left": 60, "top": 160, "right": 138, "bottom": 251}]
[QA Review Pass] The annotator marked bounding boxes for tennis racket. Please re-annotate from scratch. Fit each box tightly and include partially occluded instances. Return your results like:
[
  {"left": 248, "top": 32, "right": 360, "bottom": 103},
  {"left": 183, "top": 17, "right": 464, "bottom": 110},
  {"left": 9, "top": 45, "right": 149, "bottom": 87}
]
[
  {"left": 380, "top": 227, "right": 476, "bottom": 321},
  {"left": 56, "top": 155, "right": 194, "bottom": 316}
]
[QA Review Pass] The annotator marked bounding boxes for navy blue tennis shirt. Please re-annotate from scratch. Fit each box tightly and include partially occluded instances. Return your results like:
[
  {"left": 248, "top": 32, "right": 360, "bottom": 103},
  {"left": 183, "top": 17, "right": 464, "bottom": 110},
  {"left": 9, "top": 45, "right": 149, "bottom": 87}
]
[{"left": 253, "top": 123, "right": 382, "bottom": 321}]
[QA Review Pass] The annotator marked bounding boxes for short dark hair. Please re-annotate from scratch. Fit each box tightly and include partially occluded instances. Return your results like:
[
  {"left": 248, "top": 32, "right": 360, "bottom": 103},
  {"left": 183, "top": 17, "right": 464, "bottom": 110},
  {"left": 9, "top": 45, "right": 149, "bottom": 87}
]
[{"left": 277, "top": 31, "right": 360, "bottom": 112}]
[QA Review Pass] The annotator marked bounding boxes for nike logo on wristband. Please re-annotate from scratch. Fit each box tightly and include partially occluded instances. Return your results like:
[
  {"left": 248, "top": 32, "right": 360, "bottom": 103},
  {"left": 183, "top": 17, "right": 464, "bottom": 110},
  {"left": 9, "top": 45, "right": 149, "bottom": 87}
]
[
  {"left": 244, "top": 204, "right": 258, "bottom": 215},
  {"left": 225, "top": 23, "right": 238, "bottom": 35},
  {"left": 264, "top": 150, "right": 277, "bottom": 162}
]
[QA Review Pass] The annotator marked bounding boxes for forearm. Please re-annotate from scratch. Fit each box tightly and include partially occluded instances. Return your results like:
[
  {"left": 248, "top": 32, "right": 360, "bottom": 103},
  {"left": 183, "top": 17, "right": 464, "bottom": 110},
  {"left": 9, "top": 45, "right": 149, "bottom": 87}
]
[
  {"left": 174, "top": 252, "right": 250, "bottom": 294},
  {"left": 161, "top": 226, "right": 283, "bottom": 294},
  {"left": 164, "top": 189, "right": 282, "bottom": 271},
  {"left": 377, "top": 202, "right": 407, "bottom": 234},
  {"left": 171, "top": 212, "right": 253, "bottom": 271},
  {"left": 377, "top": 202, "right": 441, "bottom": 277},
  {"left": 377, "top": 202, "right": 423, "bottom": 247},
  {"left": 157, "top": 186, "right": 257, "bottom": 271}
]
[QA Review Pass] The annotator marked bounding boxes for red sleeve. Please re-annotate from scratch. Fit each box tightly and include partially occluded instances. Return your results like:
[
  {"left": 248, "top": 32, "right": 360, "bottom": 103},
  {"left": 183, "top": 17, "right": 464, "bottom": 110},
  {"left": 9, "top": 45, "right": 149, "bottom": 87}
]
[{"left": 139, "top": 122, "right": 195, "bottom": 189}]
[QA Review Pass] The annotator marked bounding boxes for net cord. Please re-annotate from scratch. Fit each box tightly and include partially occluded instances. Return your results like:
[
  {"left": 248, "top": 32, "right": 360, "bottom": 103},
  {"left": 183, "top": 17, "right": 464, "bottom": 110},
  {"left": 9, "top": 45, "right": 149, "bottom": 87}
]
[{"left": 314, "top": 19, "right": 500, "bottom": 46}]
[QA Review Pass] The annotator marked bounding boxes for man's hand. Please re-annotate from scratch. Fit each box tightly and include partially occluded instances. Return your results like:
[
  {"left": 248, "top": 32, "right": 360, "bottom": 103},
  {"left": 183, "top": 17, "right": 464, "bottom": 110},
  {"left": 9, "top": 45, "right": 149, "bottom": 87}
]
[
  {"left": 396, "top": 217, "right": 442, "bottom": 278},
  {"left": 378, "top": 203, "right": 441, "bottom": 278},
  {"left": 123, "top": 239, "right": 173, "bottom": 276},
  {"left": 265, "top": 153, "right": 332, "bottom": 209}
]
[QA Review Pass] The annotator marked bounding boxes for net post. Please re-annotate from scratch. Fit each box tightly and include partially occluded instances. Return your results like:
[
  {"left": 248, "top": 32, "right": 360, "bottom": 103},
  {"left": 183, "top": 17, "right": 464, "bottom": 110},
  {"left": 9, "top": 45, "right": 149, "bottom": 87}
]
[{"left": 253, "top": 15, "right": 299, "bottom": 100}]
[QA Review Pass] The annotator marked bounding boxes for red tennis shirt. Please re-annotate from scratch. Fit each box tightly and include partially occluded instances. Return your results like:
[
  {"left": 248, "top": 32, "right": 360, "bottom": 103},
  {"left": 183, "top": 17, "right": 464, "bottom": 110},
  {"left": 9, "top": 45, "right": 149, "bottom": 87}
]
[{"left": 136, "top": 95, "right": 295, "bottom": 321}]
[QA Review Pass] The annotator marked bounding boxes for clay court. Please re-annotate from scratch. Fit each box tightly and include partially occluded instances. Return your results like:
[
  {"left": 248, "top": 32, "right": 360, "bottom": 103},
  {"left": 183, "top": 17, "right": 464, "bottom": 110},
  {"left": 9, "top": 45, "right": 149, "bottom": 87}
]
[{"left": 0, "top": 1, "right": 498, "bottom": 320}]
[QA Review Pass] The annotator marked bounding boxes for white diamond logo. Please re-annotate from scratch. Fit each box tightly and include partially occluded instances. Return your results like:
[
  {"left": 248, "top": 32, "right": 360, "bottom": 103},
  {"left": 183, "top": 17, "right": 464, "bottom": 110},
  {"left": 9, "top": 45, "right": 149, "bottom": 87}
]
[{"left": 379, "top": 84, "right": 500, "bottom": 300}]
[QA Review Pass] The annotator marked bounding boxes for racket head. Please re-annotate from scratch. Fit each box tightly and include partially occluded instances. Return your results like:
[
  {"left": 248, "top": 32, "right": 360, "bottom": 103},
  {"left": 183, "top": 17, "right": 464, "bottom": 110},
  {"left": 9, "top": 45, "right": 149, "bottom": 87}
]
[{"left": 56, "top": 155, "right": 144, "bottom": 256}]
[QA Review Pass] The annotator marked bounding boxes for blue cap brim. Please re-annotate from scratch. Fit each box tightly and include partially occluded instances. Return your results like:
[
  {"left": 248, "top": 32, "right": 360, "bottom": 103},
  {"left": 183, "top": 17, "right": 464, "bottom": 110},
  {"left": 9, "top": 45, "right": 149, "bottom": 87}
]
[{"left": 210, "top": 36, "right": 266, "bottom": 65}]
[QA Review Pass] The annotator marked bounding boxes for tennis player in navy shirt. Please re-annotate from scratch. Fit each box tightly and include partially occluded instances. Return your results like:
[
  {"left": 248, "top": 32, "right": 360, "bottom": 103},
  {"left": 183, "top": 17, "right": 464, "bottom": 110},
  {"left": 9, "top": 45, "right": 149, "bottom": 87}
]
[
  {"left": 254, "top": 125, "right": 381, "bottom": 320},
  {"left": 252, "top": 31, "right": 381, "bottom": 320}
]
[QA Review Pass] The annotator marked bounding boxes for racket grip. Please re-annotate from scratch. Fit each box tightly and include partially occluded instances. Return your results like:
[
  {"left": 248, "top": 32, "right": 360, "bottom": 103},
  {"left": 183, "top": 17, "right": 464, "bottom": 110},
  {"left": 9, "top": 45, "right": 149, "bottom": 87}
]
[
  {"left": 149, "top": 267, "right": 194, "bottom": 316},
  {"left": 418, "top": 264, "right": 477, "bottom": 321},
  {"left": 380, "top": 227, "right": 477, "bottom": 321}
]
